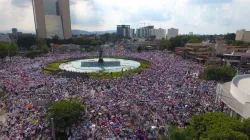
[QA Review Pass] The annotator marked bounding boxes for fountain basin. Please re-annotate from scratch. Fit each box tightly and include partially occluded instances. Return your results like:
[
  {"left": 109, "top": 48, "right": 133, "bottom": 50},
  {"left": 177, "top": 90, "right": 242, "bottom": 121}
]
[
  {"left": 81, "top": 61, "right": 121, "bottom": 67},
  {"left": 59, "top": 58, "right": 141, "bottom": 73}
]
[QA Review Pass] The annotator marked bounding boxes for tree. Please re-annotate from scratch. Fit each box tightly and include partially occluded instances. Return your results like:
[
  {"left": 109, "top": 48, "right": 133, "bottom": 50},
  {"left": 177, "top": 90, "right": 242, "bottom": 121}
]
[
  {"left": 208, "top": 129, "right": 249, "bottom": 140},
  {"left": 224, "top": 33, "right": 236, "bottom": 41},
  {"left": 190, "top": 113, "right": 247, "bottom": 140},
  {"left": 201, "top": 65, "right": 236, "bottom": 82},
  {"left": 17, "top": 36, "right": 36, "bottom": 50},
  {"left": 137, "top": 46, "right": 142, "bottom": 52},
  {"left": 36, "top": 38, "right": 47, "bottom": 48},
  {"left": 51, "top": 35, "right": 60, "bottom": 44},
  {"left": 207, "top": 47, "right": 215, "bottom": 57},
  {"left": 169, "top": 126, "right": 196, "bottom": 140},
  {"left": 8, "top": 42, "right": 18, "bottom": 62},
  {"left": 243, "top": 118, "right": 250, "bottom": 139},
  {"left": 46, "top": 97, "right": 85, "bottom": 136},
  {"left": 40, "top": 45, "right": 50, "bottom": 54},
  {"left": 0, "top": 42, "right": 9, "bottom": 63},
  {"left": 160, "top": 39, "right": 171, "bottom": 50},
  {"left": 188, "top": 37, "right": 200, "bottom": 43}
]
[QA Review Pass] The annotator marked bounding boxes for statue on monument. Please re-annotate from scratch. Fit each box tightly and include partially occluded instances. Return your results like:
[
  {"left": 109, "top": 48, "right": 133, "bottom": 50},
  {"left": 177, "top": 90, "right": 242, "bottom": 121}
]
[{"left": 98, "top": 47, "right": 104, "bottom": 63}]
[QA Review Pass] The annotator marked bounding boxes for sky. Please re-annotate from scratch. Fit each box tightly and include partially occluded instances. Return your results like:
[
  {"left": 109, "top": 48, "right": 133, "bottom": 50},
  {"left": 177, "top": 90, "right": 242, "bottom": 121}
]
[{"left": 0, "top": 0, "right": 250, "bottom": 34}]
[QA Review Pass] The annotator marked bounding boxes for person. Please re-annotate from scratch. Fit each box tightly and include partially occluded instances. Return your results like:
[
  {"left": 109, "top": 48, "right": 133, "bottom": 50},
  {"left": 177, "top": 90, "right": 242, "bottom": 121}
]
[{"left": 0, "top": 46, "right": 220, "bottom": 139}]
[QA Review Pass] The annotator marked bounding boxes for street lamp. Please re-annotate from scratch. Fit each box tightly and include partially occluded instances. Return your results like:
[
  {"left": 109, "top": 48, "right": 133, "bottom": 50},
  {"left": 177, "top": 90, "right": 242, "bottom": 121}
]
[{"left": 51, "top": 118, "right": 56, "bottom": 140}]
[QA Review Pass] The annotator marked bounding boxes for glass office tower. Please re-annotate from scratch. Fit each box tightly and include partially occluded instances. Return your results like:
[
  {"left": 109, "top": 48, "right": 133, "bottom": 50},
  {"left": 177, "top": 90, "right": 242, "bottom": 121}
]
[{"left": 32, "top": 0, "right": 72, "bottom": 39}]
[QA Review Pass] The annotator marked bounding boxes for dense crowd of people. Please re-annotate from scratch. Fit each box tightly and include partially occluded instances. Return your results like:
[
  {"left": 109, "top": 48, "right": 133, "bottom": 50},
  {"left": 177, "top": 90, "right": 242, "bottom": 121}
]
[{"left": 0, "top": 47, "right": 221, "bottom": 139}]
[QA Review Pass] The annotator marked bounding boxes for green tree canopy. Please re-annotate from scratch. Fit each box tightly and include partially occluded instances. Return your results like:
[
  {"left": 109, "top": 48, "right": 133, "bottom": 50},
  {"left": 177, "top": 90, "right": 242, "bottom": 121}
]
[
  {"left": 40, "top": 45, "right": 50, "bottom": 54},
  {"left": 188, "top": 37, "right": 201, "bottom": 43},
  {"left": 17, "top": 36, "right": 36, "bottom": 50},
  {"left": 0, "top": 42, "right": 9, "bottom": 62},
  {"left": 169, "top": 126, "right": 196, "bottom": 140},
  {"left": 201, "top": 65, "right": 236, "bottom": 82},
  {"left": 243, "top": 118, "right": 250, "bottom": 139},
  {"left": 9, "top": 42, "right": 18, "bottom": 61},
  {"left": 189, "top": 113, "right": 248, "bottom": 140},
  {"left": 46, "top": 97, "right": 85, "bottom": 132},
  {"left": 224, "top": 33, "right": 236, "bottom": 41},
  {"left": 160, "top": 39, "right": 171, "bottom": 50}
]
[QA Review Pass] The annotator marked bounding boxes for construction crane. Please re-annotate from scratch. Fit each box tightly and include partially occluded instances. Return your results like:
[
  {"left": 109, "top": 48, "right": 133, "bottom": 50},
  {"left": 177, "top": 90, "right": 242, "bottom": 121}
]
[{"left": 140, "top": 23, "right": 146, "bottom": 27}]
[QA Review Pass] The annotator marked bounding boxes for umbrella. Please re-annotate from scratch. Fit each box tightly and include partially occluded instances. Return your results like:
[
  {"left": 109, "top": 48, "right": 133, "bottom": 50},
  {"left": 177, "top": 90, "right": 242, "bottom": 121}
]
[
  {"left": 114, "top": 128, "right": 120, "bottom": 133},
  {"left": 179, "top": 122, "right": 184, "bottom": 125},
  {"left": 125, "top": 122, "right": 132, "bottom": 127}
]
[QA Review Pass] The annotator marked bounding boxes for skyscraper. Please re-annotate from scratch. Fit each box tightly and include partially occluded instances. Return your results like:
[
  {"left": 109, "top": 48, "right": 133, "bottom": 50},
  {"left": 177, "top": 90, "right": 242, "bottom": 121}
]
[
  {"left": 136, "top": 26, "right": 154, "bottom": 38},
  {"left": 167, "top": 28, "right": 178, "bottom": 40},
  {"left": 12, "top": 28, "right": 18, "bottom": 34},
  {"left": 117, "top": 25, "right": 130, "bottom": 37},
  {"left": 149, "top": 28, "right": 166, "bottom": 40},
  {"left": 32, "top": 0, "right": 72, "bottom": 39}
]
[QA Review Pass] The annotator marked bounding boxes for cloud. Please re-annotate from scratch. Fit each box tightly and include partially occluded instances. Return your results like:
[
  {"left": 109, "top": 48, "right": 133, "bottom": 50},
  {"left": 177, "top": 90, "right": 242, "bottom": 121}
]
[
  {"left": 11, "top": 0, "right": 30, "bottom": 8},
  {"left": 188, "top": 0, "right": 233, "bottom": 4},
  {"left": 0, "top": 0, "right": 250, "bottom": 34}
]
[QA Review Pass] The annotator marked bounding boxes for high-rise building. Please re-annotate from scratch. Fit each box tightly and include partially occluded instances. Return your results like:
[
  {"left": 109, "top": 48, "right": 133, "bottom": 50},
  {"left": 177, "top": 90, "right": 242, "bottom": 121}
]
[
  {"left": 189, "top": 32, "right": 193, "bottom": 35},
  {"left": 128, "top": 29, "right": 135, "bottom": 38},
  {"left": 236, "top": 29, "right": 250, "bottom": 43},
  {"left": 149, "top": 28, "right": 166, "bottom": 40},
  {"left": 32, "top": 0, "right": 72, "bottom": 39},
  {"left": 12, "top": 28, "right": 18, "bottom": 34},
  {"left": 136, "top": 26, "right": 154, "bottom": 38},
  {"left": 167, "top": 28, "right": 178, "bottom": 40},
  {"left": 117, "top": 25, "right": 130, "bottom": 37}
]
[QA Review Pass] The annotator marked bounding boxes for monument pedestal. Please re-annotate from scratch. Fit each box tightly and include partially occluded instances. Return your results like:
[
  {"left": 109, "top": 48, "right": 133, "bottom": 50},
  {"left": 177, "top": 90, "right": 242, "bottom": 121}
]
[
  {"left": 81, "top": 60, "right": 121, "bottom": 67},
  {"left": 98, "top": 58, "right": 104, "bottom": 63}
]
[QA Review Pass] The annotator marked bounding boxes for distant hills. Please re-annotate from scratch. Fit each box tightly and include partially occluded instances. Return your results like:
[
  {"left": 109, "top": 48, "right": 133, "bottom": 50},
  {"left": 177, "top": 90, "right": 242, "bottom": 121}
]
[{"left": 72, "top": 30, "right": 116, "bottom": 35}]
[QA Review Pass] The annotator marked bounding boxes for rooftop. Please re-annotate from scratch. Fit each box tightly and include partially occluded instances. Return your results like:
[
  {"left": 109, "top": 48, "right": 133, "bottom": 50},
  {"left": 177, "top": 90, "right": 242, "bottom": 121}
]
[
  {"left": 221, "top": 82, "right": 244, "bottom": 115},
  {"left": 233, "top": 74, "right": 250, "bottom": 96}
]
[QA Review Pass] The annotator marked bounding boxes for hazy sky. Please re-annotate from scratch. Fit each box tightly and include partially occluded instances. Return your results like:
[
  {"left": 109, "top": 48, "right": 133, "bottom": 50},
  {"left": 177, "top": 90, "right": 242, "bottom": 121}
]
[{"left": 0, "top": 0, "right": 250, "bottom": 34}]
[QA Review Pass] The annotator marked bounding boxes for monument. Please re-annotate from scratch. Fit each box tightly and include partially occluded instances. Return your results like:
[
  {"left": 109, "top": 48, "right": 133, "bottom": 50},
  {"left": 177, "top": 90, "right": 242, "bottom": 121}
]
[
  {"left": 80, "top": 47, "right": 121, "bottom": 67},
  {"left": 98, "top": 47, "right": 104, "bottom": 63}
]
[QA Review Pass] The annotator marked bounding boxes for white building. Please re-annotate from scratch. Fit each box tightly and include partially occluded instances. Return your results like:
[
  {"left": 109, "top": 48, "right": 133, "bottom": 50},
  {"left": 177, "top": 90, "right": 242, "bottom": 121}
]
[
  {"left": 236, "top": 29, "right": 250, "bottom": 43},
  {"left": 128, "top": 29, "right": 135, "bottom": 38},
  {"left": 136, "top": 26, "right": 154, "bottom": 38},
  {"left": 0, "top": 34, "right": 11, "bottom": 42},
  {"left": 216, "top": 74, "right": 250, "bottom": 120},
  {"left": 189, "top": 32, "right": 193, "bottom": 35},
  {"left": 167, "top": 28, "right": 178, "bottom": 40},
  {"left": 149, "top": 28, "right": 166, "bottom": 40}
]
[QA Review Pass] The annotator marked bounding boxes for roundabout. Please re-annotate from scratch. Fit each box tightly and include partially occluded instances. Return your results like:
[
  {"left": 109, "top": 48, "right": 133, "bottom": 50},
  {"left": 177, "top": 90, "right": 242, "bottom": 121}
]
[{"left": 59, "top": 58, "right": 141, "bottom": 73}]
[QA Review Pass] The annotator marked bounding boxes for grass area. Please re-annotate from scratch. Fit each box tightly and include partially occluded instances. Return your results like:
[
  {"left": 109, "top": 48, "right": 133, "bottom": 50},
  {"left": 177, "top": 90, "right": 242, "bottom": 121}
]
[
  {"left": 44, "top": 57, "right": 151, "bottom": 79},
  {"left": 44, "top": 59, "right": 73, "bottom": 74},
  {"left": 88, "top": 60, "right": 151, "bottom": 79}
]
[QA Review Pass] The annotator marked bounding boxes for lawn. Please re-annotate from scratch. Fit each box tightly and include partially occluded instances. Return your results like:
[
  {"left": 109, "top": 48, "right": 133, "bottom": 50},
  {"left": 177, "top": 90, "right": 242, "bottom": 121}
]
[{"left": 44, "top": 59, "right": 73, "bottom": 73}]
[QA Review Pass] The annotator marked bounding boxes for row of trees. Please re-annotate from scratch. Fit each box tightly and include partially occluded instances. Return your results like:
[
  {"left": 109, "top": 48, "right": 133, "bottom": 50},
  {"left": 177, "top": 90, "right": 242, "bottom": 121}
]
[
  {"left": 200, "top": 65, "right": 236, "bottom": 82},
  {"left": 25, "top": 39, "right": 50, "bottom": 58},
  {"left": 0, "top": 41, "right": 18, "bottom": 62},
  {"left": 170, "top": 113, "right": 250, "bottom": 140},
  {"left": 160, "top": 35, "right": 201, "bottom": 51},
  {"left": 17, "top": 35, "right": 105, "bottom": 51},
  {"left": 226, "top": 40, "right": 250, "bottom": 46}
]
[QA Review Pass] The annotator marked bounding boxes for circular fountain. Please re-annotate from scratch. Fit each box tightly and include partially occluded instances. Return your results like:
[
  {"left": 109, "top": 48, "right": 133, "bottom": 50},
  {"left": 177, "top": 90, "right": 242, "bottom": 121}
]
[{"left": 59, "top": 47, "right": 141, "bottom": 73}]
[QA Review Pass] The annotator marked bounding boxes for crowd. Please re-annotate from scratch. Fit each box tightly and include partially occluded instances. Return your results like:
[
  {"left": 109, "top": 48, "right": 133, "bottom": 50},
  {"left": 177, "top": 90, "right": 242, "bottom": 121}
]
[{"left": 0, "top": 47, "right": 220, "bottom": 139}]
